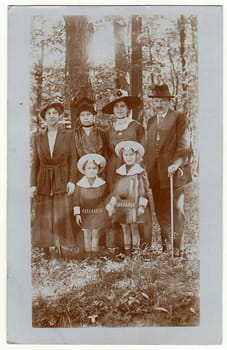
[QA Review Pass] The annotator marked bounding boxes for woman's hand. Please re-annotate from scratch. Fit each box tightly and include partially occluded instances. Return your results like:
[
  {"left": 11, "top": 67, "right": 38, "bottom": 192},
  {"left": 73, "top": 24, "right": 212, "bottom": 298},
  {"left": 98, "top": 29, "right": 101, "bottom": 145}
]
[
  {"left": 105, "top": 203, "right": 115, "bottom": 217},
  {"left": 66, "top": 182, "right": 75, "bottom": 195},
  {"left": 138, "top": 206, "right": 145, "bottom": 216},
  {"left": 75, "top": 215, "right": 82, "bottom": 226},
  {"left": 30, "top": 186, "right": 37, "bottom": 198}
]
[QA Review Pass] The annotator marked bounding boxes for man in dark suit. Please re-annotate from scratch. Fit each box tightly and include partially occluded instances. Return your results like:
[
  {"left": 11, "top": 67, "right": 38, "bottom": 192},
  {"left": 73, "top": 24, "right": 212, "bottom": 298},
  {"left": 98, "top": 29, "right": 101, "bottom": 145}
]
[{"left": 145, "top": 84, "right": 190, "bottom": 257}]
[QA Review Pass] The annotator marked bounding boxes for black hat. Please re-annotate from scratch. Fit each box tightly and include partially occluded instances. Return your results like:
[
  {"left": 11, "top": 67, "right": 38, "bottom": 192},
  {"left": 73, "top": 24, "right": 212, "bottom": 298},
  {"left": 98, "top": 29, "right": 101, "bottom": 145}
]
[
  {"left": 77, "top": 103, "right": 97, "bottom": 116},
  {"left": 71, "top": 97, "right": 97, "bottom": 117},
  {"left": 148, "top": 84, "right": 174, "bottom": 98},
  {"left": 71, "top": 97, "right": 95, "bottom": 108},
  {"left": 40, "top": 101, "right": 64, "bottom": 119},
  {"left": 102, "top": 89, "right": 141, "bottom": 115}
]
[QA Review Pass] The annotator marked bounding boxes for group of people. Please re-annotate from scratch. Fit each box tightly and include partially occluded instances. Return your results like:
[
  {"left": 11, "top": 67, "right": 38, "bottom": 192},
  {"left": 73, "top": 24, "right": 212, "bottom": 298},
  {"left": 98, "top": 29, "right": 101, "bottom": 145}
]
[{"left": 31, "top": 84, "right": 191, "bottom": 259}]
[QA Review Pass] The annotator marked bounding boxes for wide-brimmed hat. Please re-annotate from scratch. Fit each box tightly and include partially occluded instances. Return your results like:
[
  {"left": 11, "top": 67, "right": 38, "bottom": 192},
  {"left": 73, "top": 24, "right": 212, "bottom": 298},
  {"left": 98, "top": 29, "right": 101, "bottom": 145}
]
[
  {"left": 40, "top": 101, "right": 64, "bottom": 119},
  {"left": 115, "top": 140, "right": 145, "bottom": 158},
  {"left": 77, "top": 154, "right": 106, "bottom": 175},
  {"left": 148, "top": 84, "right": 174, "bottom": 99},
  {"left": 102, "top": 89, "right": 141, "bottom": 115}
]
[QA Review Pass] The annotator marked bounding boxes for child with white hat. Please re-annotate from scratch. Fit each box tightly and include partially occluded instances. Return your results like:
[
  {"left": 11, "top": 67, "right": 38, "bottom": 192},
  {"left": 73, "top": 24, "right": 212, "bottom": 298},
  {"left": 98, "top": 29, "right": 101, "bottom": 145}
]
[
  {"left": 73, "top": 154, "right": 109, "bottom": 256},
  {"left": 106, "top": 141, "right": 148, "bottom": 255}
]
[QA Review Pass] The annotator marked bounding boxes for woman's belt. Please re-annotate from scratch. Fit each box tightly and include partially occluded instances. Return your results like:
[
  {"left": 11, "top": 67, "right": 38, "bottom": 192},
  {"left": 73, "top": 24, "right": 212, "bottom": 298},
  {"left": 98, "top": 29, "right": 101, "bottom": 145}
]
[
  {"left": 41, "top": 164, "right": 65, "bottom": 196},
  {"left": 82, "top": 208, "right": 104, "bottom": 214},
  {"left": 116, "top": 200, "right": 136, "bottom": 208}
]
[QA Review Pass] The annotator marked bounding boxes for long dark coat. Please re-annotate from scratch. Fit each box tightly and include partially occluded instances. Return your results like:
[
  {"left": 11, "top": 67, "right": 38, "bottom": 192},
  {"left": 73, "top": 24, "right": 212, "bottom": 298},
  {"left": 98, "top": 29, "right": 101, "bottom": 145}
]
[
  {"left": 31, "top": 127, "right": 77, "bottom": 248},
  {"left": 31, "top": 128, "right": 76, "bottom": 195}
]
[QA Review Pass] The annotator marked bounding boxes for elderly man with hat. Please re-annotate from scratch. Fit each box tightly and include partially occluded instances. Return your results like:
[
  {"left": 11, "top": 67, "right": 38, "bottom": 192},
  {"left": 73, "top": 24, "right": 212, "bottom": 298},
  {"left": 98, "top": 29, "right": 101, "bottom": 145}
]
[{"left": 145, "top": 84, "right": 190, "bottom": 257}]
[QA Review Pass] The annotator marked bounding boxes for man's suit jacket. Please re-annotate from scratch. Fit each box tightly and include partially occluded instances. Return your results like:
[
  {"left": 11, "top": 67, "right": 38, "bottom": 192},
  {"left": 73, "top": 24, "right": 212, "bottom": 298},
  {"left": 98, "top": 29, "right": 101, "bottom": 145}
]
[{"left": 145, "top": 109, "right": 190, "bottom": 189}]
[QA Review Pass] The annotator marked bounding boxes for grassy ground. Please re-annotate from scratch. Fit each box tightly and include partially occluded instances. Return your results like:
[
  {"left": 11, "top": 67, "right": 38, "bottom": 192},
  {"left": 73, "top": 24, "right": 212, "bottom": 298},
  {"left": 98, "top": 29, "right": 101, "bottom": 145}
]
[{"left": 32, "top": 180, "right": 199, "bottom": 327}]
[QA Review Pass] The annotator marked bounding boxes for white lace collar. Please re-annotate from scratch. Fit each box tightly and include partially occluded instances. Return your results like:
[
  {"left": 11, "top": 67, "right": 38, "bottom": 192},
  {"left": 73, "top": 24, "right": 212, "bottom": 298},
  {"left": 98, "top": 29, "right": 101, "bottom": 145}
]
[
  {"left": 113, "top": 110, "right": 133, "bottom": 131},
  {"left": 116, "top": 163, "right": 144, "bottom": 176},
  {"left": 76, "top": 176, "right": 106, "bottom": 188}
]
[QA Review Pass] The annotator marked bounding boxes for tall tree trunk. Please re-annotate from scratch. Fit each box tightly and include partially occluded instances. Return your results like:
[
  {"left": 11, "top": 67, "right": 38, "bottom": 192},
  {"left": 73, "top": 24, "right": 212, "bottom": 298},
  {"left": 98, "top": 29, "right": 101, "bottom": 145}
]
[
  {"left": 113, "top": 17, "right": 129, "bottom": 91},
  {"left": 178, "top": 15, "right": 187, "bottom": 112},
  {"left": 64, "top": 16, "right": 94, "bottom": 126},
  {"left": 131, "top": 15, "right": 143, "bottom": 121}
]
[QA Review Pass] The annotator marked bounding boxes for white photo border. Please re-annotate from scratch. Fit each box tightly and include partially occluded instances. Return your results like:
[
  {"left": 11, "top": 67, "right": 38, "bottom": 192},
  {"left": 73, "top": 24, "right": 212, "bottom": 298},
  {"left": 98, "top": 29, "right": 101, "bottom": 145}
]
[{"left": 7, "top": 4, "right": 222, "bottom": 345}]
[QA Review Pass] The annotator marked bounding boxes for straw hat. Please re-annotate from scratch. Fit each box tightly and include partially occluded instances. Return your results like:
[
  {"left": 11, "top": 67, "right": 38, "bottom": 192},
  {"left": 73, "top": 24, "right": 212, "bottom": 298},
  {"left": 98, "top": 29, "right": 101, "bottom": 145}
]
[
  {"left": 77, "top": 154, "right": 106, "bottom": 175},
  {"left": 115, "top": 140, "right": 145, "bottom": 158}
]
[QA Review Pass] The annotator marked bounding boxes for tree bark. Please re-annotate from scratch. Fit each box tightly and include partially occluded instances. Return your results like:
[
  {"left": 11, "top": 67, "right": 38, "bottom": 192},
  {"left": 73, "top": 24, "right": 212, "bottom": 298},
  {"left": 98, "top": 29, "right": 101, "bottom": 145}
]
[
  {"left": 178, "top": 15, "right": 187, "bottom": 112},
  {"left": 64, "top": 16, "right": 94, "bottom": 126},
  {"left": 113, "top": 17, "right": 129, "bottom": 91},
  {"left": 131, "top": 15, "right": 143, "bottom": 121}
]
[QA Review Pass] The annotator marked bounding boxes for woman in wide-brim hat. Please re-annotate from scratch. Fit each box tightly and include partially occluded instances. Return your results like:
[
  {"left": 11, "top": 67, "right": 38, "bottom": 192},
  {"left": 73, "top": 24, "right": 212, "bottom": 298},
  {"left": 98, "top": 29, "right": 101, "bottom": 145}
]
[
  {"left": 102, "top": 89, "right": 145, "bottom": 187},
  {"left": 73, "top": 153, "right": 109, "bottom": 254},
  {"left": 102, "top": 89, "right": 141, "bottom": 115},
  {"left": 31, "top": 99, "right": 77, "bottom": 258},
  {"left": 40, "top": 101, "right": 64, "bottom": 119}
]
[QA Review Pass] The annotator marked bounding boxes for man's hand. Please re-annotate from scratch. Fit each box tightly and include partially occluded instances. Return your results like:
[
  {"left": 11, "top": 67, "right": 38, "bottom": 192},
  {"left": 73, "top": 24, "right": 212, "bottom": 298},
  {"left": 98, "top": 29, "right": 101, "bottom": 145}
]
[{"left": 168, "top": 164, "right": 179, "bottom": 177}]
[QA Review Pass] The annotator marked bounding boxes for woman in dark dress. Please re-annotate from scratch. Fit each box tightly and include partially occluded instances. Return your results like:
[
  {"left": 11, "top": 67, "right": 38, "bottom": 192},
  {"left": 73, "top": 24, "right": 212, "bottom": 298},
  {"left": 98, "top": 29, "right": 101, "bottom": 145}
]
[
  {"left": 30, "top": 101, "right": 77, "bottom": 258},
  {"left": 73, "top": 98, "right": 106, "bottom": 176}
]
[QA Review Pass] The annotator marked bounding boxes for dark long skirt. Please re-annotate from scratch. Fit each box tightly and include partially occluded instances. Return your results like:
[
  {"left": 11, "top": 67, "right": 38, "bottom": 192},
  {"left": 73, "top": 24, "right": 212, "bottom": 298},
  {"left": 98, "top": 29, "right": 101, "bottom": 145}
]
[{"left": 31, "top": 193, "right": 77, "bottom": 248}]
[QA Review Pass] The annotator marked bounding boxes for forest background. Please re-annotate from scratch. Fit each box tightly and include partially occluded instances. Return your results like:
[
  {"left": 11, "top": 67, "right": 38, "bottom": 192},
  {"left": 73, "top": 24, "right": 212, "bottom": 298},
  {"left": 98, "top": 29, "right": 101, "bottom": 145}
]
[{"left": 30, "top": 14, "right": 198, "bottom": 169}]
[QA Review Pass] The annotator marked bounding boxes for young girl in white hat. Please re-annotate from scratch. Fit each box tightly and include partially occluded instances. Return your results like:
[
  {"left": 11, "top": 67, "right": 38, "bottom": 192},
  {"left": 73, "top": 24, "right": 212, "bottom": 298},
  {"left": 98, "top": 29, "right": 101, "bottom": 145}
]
[
  {"left": 106, "top": 141, "right": 148, "bottom": 255},
  {"left": 73, "top": 154, "right": 109, "bottom": 256}
]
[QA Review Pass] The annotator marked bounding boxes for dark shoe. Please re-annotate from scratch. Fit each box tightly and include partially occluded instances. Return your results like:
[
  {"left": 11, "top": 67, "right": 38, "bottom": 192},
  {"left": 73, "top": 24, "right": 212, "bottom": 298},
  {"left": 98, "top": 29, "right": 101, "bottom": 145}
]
[
  {"left": 131, "top": 248, "right": 140, "bottom": 255},
  {"left": 173, "top": 248, "right": 181, "bottom": 258},
  {"left": 124, "top": 249, "right": 131, "bottom": 256},
  {"left": 41, "top": 247, "right": 50, "bottom": 259},
  {"left": 162, "top": 242, "right": 167, "bottom": 252}
]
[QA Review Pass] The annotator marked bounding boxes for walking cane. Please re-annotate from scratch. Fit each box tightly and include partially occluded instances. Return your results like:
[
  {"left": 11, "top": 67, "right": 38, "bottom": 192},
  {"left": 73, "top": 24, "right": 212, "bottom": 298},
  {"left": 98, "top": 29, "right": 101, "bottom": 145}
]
[
  {"left": 170, "top": 174, "right": 174, "bottom": 259},
  {"left": 170, "top": 167, "right": 184, "bottom": 258}
]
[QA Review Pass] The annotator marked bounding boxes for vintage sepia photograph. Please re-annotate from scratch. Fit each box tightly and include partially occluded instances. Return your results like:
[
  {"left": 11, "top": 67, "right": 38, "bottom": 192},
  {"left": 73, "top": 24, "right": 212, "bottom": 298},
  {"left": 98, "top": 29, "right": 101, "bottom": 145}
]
[
  {"left": 30, "top": 9, "right": 199, "bottom": 328},
  {"left": 7, "top": 4, "right": 222, "bottom": 345}
]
